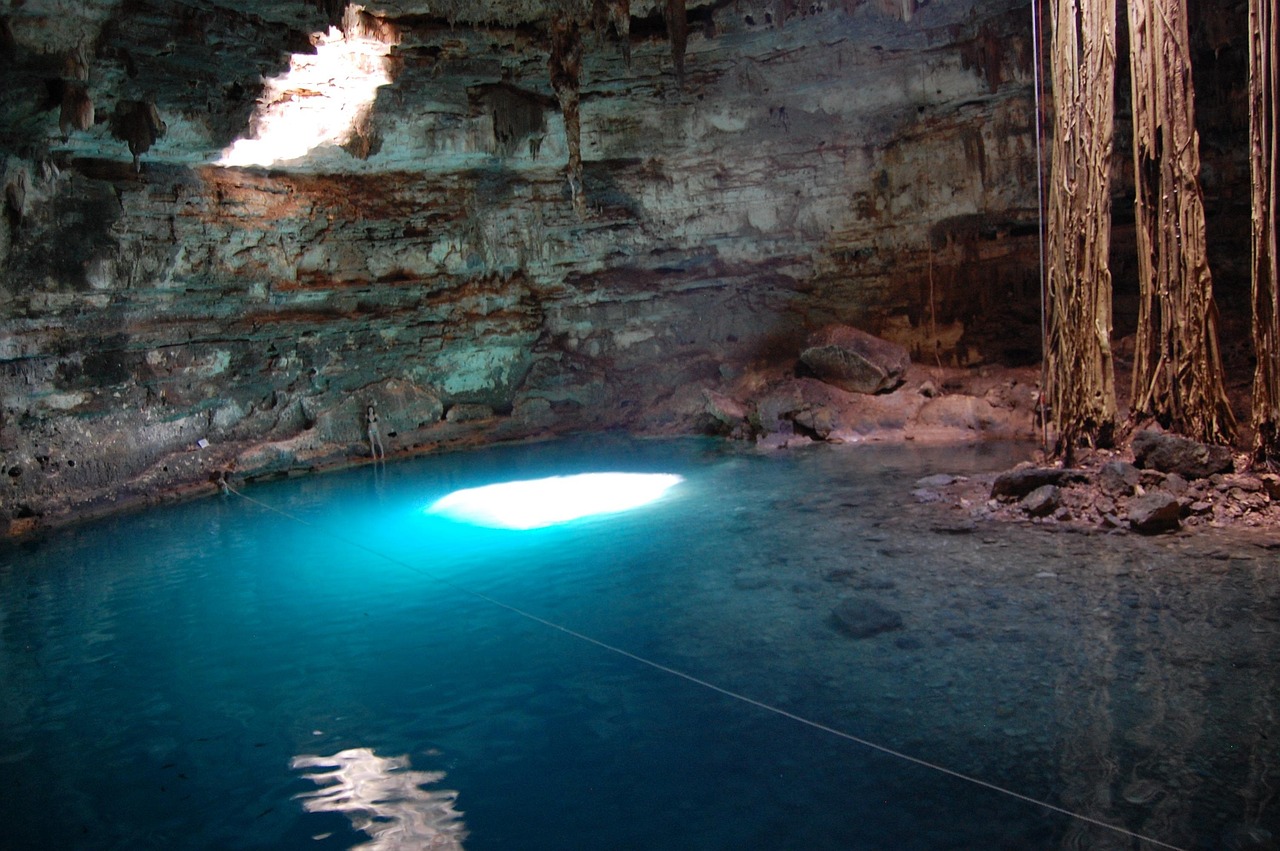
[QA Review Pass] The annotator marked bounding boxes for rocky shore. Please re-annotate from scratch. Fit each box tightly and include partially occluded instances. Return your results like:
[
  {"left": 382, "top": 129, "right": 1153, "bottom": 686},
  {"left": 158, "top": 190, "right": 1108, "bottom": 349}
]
[
  {"left": 912, "top": 428, "right": 1280, "bottom": 539},
  {"left": 8, "top": 323, "right": 1277, "bottom": 542}
]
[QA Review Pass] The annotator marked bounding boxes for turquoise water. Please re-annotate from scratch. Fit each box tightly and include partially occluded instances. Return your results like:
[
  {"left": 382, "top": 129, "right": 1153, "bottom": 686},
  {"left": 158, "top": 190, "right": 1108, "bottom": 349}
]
[{"left": 2, "top": 436, "right": 1279, "bottom": 850}]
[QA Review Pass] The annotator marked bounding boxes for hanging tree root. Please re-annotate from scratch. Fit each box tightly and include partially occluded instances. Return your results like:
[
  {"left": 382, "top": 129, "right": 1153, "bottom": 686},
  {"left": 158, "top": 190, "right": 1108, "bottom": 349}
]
[
  {"left": 1250, "top": 0, "right": 1280, "bottom": 466},
  {"left": 1044, "top": 0, "right": 1119, "bottom": 460},
  {"left": 1127, "top": 0, "right": 1236, "bottom": 446}
]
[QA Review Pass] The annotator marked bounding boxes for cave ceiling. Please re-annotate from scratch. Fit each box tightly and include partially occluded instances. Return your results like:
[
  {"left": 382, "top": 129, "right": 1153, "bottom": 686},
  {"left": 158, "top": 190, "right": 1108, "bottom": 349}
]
[{"left": 1, "top": 0, "right": 931, "bottom": 171}]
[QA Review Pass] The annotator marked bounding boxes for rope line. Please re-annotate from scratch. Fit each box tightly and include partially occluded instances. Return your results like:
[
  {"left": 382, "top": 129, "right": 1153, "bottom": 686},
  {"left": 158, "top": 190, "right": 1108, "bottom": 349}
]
[
  {"left": 225, "top": 483, "right": 1190, "bottom": 851},
  {"left": 1032, "top": 0, "right": 1051, "bottom": 453}
]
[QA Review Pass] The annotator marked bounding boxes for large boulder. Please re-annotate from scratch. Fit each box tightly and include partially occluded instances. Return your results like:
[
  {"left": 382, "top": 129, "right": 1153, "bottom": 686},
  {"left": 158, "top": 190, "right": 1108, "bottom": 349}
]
[
  {"left": 1132, "top": 430, "right": 1233, "bottom": 480},
  {"left": 800, "top": 325, "right": 910, "bottom": 394}
]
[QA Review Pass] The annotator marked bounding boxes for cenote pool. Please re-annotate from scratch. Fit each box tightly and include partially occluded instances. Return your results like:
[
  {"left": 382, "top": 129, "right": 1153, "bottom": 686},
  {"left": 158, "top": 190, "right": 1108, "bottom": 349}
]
[{"left": 2, "top": 436, "right": 1279, "bottom": 850}]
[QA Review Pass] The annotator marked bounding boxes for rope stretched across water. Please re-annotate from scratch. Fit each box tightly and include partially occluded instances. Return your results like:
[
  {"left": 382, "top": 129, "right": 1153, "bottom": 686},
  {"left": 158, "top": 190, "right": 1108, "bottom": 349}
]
[{"left": 225, "top": 482, "right": 1190, "bottom": 851}]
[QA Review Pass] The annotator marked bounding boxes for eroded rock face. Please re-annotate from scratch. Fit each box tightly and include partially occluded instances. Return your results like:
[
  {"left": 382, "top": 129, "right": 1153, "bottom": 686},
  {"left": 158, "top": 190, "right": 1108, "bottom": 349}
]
[{"left": 2, "top": 0, "right": 1046, "bottom": 528}]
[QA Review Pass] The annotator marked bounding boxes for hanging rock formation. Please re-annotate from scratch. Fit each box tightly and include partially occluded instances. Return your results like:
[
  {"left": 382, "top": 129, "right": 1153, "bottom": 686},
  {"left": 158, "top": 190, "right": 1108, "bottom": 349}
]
[
  {"left": 109, "top": 99, "right": 166, "bottom": 172},
  {"left": 663, "top": 0, "right": 687, "bottom": 84},
  {"left": 548, "top": 11, "right": 585, "bottom": 216},
  {"left": 57, "top": 81, "right": 94, "bottom": 141},
  {"left": 593, "top": 0, "right": 632, "bottom": 67}
]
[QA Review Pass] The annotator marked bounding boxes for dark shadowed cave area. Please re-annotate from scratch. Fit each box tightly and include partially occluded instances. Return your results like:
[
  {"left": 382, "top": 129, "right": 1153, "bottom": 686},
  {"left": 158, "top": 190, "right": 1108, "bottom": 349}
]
[{"left": 0, "top": 0, "right": 1255, "bottom": 530}]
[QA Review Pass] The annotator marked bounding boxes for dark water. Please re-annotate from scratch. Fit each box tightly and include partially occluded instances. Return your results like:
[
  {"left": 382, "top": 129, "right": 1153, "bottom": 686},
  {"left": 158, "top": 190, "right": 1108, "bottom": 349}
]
[{"left": 2, "top": 437, "right": 1278, "bottom": 851}]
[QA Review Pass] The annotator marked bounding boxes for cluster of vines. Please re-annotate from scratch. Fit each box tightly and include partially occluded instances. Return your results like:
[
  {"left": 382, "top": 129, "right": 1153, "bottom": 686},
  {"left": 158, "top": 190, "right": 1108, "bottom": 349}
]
[
  {"left": 1126, "top": 0, "right": 1234, "bottom": 445},
  {"left": 1043, "top": 0, "right": 1280, "bottom": 458},
  {"left": 1044, "top": 0, "right": 1118, "bottom": 459},
  {"left": 1250, "top": 0, "right": 1280, "bottom": 464}
]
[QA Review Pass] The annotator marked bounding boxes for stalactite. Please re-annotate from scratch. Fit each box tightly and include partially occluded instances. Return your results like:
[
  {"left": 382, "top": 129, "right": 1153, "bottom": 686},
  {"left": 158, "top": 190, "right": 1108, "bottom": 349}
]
[
  {"left": 1127, "top": 0, "right": 1235, "bottom": 445},
  {"left": 309, "top": 0, "right": 348, "bottom": 29},
  {"left": 959, "top": 23, "right": 1006, "bottom": 94},
  {"left": 63, "top": 39, "right": 90, "bottom": 82},
  {"left": 663, "top": 0, "right": 687, "bottom": 86},
  {"left": 549, "top": 13, "right": 586, "bottom": 218},
  {"left": 4, "top": 167, "right": 28, "bottom": 234},
  {"left": 873, "top": 0, "right": 917, "bottom": 22},
  {"left": 110, "top": 100, "right": 167, "bottom": 173},
  {"left": 1250, "top": 0, "right": 1280, "bottom": 464},
  {"left": 776, "top": 0, "right": 796, "bottom": 28},
  {"left": 1045, "top": 0, "right": 1118, "bottom": 459},
  {"left": 58, "top": 82, "right": 94, "bottom": 141},
  {"left": 480, "top": 84, "right": 550, "bottom": 158},
  {"left": 0, "top": 16, "right": 15, "bottom": 66},
  {"left": 593, "top": 0, "right": 631, "bottom": 68}
]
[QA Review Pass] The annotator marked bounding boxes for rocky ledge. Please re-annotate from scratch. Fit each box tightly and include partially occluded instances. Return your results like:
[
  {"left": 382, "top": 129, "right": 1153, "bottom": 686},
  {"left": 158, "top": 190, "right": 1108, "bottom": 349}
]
[{"left": 2, "top": 333, "right": 1042, "bottom": 537}]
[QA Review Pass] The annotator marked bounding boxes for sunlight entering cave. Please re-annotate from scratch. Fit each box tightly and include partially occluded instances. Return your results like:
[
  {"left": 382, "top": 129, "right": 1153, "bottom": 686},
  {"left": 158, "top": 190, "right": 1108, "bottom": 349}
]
[{"left": 216, "top": 7, "right": 394, "bottom": 168}]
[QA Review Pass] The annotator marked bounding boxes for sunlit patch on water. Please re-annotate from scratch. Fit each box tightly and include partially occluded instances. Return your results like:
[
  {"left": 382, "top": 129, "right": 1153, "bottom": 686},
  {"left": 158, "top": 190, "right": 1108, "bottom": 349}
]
[
  {"left": 426, "top": 472, "right": 683, "bottom": 529},
  {"left": 292, "top": 748, "right": 466, "bottom": 849}
]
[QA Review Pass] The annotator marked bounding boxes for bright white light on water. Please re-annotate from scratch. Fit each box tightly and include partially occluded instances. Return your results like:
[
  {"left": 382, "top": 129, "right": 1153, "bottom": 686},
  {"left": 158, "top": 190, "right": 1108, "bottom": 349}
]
[
  {"left": 427, "top": 473, "right": 684, "bottom": 530},
  {"left": 292, "top": 748, "right": 465, "bottom": 849},
  {"left": 216, "top": 10, "right": 393, "bottom": 168}
]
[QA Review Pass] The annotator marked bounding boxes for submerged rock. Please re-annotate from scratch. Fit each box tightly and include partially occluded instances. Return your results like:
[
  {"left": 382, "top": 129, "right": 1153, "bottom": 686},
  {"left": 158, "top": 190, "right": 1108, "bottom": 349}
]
[
  {"left": 1121, "top": 777, "right": 1165, "bottom": 805},
  {"left": 915, "top": 473, "right": 961, "bottom": 488},
  {"left": 830, "top": 598, "right": 904, "bottom": 639},
  {"left": 1220, "top": 823, "right": 1275, "bottom": 851}
]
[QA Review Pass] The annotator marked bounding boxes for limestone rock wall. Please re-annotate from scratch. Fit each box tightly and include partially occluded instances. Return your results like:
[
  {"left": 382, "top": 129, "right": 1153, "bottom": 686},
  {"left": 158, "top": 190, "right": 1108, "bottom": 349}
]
[{"left": 1, "top": 0, "right": 1043, "bottom": 526}]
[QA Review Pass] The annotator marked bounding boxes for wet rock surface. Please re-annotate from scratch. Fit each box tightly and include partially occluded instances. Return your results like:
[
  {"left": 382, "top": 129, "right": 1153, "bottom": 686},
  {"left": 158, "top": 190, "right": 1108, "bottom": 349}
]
[{"left": 991, "top": 465, "right": 1087, "bottom": 500}]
